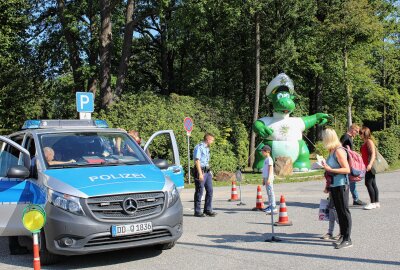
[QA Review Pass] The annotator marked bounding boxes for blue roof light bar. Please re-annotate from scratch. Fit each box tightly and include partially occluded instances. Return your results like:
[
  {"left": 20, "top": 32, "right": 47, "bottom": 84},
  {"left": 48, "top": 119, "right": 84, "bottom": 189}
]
[
  {"left": 22, "top": 120, "right": 109, "bottom": 129},
  {"left": 94, "top": 120, "right": 109, "bottom": 128},
  {"left": 22, "top": 120, "right": 41, "bottom": 129}
]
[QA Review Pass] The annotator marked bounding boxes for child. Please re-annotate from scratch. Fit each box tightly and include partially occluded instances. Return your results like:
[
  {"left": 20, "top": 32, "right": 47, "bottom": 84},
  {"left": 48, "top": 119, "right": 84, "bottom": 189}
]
[
  {"left": 261, "top": 145, "right": 277, "bottom": 214},
  {"left": 321, "top": 173, "right": 341, "bottom": 240}
]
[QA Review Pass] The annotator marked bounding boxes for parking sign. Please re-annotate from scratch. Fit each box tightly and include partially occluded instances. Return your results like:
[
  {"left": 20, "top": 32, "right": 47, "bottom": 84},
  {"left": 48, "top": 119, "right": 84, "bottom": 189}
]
[
  {"left": 76, "top": 92, "right": 94, "bottom": 113},
  {"left": 184, "top": 117, "right": 193, "bottom": 135}
]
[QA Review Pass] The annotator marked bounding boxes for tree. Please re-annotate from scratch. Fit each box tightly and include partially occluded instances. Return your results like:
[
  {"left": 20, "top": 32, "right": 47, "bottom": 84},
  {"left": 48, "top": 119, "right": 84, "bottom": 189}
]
[{"left": 322, "top": 0, "right": 382, "bottom": 128}]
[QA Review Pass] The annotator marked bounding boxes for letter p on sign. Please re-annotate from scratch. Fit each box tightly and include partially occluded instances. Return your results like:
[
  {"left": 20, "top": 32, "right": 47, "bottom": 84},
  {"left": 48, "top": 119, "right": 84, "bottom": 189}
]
[{"left": 76, "top": 92, "right": 94, "bottom": 113}]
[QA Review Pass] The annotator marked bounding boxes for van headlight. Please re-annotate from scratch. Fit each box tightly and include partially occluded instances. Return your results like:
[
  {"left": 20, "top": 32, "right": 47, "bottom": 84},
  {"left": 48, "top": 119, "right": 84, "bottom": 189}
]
[
  {"left": 163, "top": 177, "right": 180, "bottom": 208},
  {"left": 48, "top": 190, "right": 85, "bottom": 216},
  {"left": 167, "top": 184, "right": 179, "bottom": 208}
]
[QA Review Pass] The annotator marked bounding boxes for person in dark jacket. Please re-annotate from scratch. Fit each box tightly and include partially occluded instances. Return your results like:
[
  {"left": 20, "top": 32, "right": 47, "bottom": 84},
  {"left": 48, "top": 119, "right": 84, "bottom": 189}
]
[{"left": 340, "top": 124, "right": 365, "bottom": 206}]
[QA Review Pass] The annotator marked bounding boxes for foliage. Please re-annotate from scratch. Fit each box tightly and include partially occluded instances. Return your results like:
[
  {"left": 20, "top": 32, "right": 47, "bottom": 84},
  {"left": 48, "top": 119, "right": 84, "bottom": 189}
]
[
  {"left": 96, "top": 92, "right": 249, "bottom": 174},
  {"left": 374, "top": 128, "right": 399, "bottom": 165},
  {"left": 0, "top": 0, "right": 399, "bottom": 166},
  {"left": 314, "top": 141, "right": 329, "bottom": 159}
]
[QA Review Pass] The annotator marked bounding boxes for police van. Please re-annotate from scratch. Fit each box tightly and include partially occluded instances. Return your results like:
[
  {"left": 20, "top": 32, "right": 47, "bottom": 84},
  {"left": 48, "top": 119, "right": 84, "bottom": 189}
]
[{"left": 0, "top": 120, "right": 184, "bottom": 264}]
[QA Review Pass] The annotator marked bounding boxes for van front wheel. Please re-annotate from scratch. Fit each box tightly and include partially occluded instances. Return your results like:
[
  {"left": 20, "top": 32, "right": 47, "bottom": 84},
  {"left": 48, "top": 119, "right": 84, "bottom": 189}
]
[
  {"left": 39, "top": 231, "right": 63, "bottom": 265},
  {"left": 155, "top": 241, "right": 176, "bottom": 250}
]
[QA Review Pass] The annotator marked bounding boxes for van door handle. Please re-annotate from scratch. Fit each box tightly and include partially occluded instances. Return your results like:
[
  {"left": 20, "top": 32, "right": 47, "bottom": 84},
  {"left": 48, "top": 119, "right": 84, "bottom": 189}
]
[{"left": 173, "top": 168, "right": 181, "bottom": 173}]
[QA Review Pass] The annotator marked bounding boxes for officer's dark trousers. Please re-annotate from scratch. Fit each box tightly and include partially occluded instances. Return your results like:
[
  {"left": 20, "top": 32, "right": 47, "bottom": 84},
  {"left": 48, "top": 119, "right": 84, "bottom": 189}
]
[
  {"left": 331, "top": 185, "right": 352, "bottom": 241},
  {"left": 194, "top": 172, "right": 213, "bottom": 214}
]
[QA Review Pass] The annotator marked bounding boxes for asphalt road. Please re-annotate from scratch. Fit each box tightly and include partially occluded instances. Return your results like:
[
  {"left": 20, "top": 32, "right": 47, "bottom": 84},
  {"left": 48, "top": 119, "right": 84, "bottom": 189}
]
[{"left": 1, "top": 170, "right": 399, "bottom": 270}]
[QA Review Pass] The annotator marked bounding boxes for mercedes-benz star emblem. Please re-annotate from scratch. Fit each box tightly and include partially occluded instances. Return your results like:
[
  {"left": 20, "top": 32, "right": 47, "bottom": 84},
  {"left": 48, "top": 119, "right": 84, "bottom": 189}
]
[{"left": 122, "top": 197, "right": 138, "bottom": 215}]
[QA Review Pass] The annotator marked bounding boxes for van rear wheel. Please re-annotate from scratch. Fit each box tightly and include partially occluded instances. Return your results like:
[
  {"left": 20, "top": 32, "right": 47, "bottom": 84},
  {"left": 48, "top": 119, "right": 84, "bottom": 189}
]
[
  {"left": 155, "top": 240, "right": 176, "bottom": 250},
  {"left": 39, "top": 231, "right": 63, "bottom": 265}
]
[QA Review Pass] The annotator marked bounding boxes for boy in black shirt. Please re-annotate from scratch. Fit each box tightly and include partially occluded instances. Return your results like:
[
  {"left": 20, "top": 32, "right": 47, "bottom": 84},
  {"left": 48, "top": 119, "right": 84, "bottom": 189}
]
[{"left": 340, "top": 124, "right": 365, "bottom": 206}]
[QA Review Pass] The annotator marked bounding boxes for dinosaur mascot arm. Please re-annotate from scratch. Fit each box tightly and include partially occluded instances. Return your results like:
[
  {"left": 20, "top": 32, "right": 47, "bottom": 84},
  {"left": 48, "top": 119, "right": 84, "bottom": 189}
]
[
  {"left": 253, "top": 120, "right": 274, "bottom": 138},
  {"left": 302, "top": 113, "right": 330, "bottom": 130}
]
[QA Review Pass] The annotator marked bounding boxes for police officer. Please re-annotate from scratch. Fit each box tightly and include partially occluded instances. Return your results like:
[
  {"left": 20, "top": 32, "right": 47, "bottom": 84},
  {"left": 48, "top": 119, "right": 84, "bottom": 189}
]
[{"left": 193, "top": 133, "right": 217, "bottom": 217}]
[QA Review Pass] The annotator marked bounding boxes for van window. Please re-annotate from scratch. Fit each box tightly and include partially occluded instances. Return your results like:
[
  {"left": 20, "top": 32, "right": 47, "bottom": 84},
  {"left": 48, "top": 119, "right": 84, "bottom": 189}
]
[
  {"left": 0, "top": 142, "right": 23, "bottom": 177},
  {"left": 39, "top": 132, "right": 150, "bottom": 168},
  {"left": 146, "top": 133, "right": 176, "bottom": 166},
  {"left": 25, "top": 137, "right": 36, "bottom": 156}
]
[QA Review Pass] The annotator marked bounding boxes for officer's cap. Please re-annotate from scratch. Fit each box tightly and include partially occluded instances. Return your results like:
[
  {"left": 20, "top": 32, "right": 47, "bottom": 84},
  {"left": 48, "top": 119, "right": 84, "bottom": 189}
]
[{"left": 266, "top": 73, "right": 294, "bottom": 96}]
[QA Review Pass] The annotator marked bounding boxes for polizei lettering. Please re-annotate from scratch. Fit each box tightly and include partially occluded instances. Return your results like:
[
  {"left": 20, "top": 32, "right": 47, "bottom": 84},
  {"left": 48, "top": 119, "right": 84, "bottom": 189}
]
[{"left": 89, "top": 173, "right": 146, "bottom": 182}]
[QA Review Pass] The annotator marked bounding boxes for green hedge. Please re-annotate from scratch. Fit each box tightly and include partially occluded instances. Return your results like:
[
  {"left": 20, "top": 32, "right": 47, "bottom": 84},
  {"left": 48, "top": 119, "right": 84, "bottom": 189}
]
[
  {"left": 374, "top": 128, "right": 399, "bottom": 165},
  {"left": 388, "top": 125, "right": 400, "bottom": 159},
  {"left": 96, "top": 92, "right": 249, "bottom": 176},
  {"left": 314, "top": 141, "right": 329, "bottom": 158}
]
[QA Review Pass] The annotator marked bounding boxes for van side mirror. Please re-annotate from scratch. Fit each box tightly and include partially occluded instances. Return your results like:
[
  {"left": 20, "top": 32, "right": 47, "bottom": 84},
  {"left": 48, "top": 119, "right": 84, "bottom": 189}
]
[
  {"left": 7, "top": 165, "right": 30, "bottom": 179},
  {"left": 153, "top": 159, "right": 169, "bottom": 170}
]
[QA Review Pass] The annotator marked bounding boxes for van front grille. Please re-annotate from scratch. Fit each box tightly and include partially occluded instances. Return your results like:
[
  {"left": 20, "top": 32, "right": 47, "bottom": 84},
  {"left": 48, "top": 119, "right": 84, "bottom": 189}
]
[
  {"left": 84, "top": 229, "right": 172, "bottom": 247},
  {"left": 86, "top": 192, "right": 165, "bottom": 220}
]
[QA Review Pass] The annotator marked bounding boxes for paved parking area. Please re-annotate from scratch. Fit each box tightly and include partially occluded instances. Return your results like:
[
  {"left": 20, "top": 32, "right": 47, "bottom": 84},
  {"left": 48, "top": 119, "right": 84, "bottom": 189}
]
[{"left": 1, "top": 171, "right": 399, "bottom": 269}]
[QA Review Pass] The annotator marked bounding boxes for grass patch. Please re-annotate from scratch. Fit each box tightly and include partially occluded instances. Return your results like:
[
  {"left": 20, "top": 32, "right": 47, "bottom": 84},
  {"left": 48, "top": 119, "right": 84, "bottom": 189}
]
[
  {"left": 184, "top": 158, "right": 400, "bottom": 189},
  {"left": 184, "top": 169, "right": 325, "bottom": 189},
  {"left": 388, "top": 159, "right": 400, "bottom": 171}
]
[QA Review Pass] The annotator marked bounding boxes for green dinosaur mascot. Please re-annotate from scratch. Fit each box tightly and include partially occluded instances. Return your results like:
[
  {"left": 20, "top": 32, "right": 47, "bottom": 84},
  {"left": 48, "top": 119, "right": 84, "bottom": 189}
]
[{"left": 253, "top": 73, "right": 330, "bottom": 171}]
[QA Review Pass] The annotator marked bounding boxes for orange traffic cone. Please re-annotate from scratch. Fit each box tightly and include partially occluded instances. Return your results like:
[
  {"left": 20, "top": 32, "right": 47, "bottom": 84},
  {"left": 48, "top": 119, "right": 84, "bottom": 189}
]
[
  {"left": 274, "top": 195, "right": 293, "bottom": 226},
  {"left": 228, "top": 181, "right": 239, "bottom": 201},
  {"left": 252, "top": 185, "right": 265, "bottom": 211}
]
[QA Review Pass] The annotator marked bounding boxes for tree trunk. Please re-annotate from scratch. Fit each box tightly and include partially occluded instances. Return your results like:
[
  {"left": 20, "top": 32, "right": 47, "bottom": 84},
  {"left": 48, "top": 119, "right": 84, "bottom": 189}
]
[
  {"left": 249, "top": 12, "right": 260, "bottom": 168},
  {"left": 99, "top": 0, "right": 113, "bottom": 109},
  {"left": 315, "top": 75, "right": 324, "bottom": 141},
  {"left": 343, "top": 47, "right": 352, "bottom": 128},
  {"left": 381, "top": 45, "right": 387, "bottom": 129},
  {"left": 384, "top": 103, "right": 387, "bottom": 129},
  {"left": 57, "top": 0, "right": 85, "bottom": 93},
  {"left": 168, "top": 51, "right": 175, "bottom": 92},
  {"left": 115, "top": 0, "right": 136, "bottom": 98},
  {"left": 87, "top": 0, "right": 98, "bottom": 96},
  {"left": 160, "top": 16, "right": 169, "bottom": 95}
]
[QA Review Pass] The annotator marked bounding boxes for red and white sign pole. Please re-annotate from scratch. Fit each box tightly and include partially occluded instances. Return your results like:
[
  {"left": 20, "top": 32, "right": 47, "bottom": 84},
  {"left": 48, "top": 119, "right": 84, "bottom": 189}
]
[
  {"left": 184, "top": 117, "right": 193, "bottom": 184},
  {"left": 33, "top": 233, "right": 41, "bottom": 270}
]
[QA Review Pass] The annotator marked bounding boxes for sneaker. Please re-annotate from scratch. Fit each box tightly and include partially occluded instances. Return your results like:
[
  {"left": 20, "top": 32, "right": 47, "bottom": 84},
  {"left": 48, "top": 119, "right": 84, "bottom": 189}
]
[
  {"left": 204, "top": 211, "right": 217, "bottom": 217},
  {"left": 320, "top": 233, "right": 333, "bottom": 240},
  {"left": 363, "top": 203, "right": 376, "bottom": 210},
  {"left": 194, "top": 213, "right": 206, "bottom": 217},
  {"left": 353, "top": 199, "right": 366, "bottom": 206},
  {"left": 263, "top": 206, "right": 271, "bottom": 213},
  {"left": 375, "top": 202, "right": 381, "bottom": 208},
  {"left": 264, "top": 207, "right": 278, "bottom": 215},
  {"left": 335, "top": 240, "right": 353, "bottom": 249},
  {"left": 332, "top": 234, "right": 342, "bottom": 240},
  {"left": 334, "top": 236, "right": 343, "bottom": 245}
]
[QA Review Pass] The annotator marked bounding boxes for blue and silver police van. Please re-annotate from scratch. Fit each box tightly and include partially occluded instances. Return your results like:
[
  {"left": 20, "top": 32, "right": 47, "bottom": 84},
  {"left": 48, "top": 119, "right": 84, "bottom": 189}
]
[{"left": 0, "top": 120, "right": 184, "bottom": 264}]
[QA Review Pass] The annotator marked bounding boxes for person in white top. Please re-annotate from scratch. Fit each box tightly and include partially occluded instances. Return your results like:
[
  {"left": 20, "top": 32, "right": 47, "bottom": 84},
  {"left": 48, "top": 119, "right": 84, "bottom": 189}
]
[{"left": 261, "top": 145, "right": 277, "bottom": 214}]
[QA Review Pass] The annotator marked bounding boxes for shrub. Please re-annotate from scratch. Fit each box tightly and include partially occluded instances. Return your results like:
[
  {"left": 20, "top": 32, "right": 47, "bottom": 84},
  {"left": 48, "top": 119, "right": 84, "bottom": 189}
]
[
  {"left": 388, "top": 125, "right": 400, "bottom": 159},
  {"left": 95, "top": 92, "right": 249, "bottom": 176},
  {"left": 314, "top": 141, "right": 329, "bottom": 159},
  {"left": 374, "top": 129, "right": 399, "bottom": 165}
]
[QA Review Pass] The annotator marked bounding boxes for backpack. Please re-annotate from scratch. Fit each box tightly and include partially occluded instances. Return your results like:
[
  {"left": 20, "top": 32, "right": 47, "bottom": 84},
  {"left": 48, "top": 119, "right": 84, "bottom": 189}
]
[{"left": 341, "top": 146, "right": 366, "bottom": 182}]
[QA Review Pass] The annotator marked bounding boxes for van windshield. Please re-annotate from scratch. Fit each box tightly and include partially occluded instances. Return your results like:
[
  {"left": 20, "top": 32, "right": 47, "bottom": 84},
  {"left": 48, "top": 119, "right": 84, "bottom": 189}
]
[{"left": 39, "top": 132, "right": 150, "bottom": 169}]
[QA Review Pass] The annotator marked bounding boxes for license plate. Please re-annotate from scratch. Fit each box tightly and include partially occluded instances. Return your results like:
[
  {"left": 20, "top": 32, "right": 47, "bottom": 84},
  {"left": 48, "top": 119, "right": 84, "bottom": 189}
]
[{"left": 111, "top": 222, "right": 153, "bottom": 237}]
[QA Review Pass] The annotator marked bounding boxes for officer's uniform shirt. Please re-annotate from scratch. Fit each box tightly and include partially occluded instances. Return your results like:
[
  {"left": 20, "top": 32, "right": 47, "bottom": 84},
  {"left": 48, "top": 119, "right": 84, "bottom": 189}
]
[{"left": 193, "top": 142, "right": 210, "bottom": 168}]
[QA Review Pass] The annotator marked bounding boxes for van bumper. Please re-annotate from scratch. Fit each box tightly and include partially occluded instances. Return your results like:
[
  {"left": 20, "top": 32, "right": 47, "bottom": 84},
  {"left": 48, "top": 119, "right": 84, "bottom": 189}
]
[{"left": 43, "top": 199, "right": 183, "bottom": 255}]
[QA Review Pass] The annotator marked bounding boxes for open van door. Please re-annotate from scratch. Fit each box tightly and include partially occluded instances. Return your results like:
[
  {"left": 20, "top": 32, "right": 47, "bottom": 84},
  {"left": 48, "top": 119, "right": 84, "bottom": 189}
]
[
  {"left": 0, "top": 135, "right": 36, "bottom": 236},
  {"left": 144, "top": 131, "right": 184, "bottom": 189}
]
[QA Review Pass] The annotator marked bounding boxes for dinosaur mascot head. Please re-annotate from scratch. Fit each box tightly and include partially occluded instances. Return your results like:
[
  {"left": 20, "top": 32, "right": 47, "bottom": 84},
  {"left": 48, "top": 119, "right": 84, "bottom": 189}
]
[{"left": 266, "top": 73, "right": 296, "bottom": 115}]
